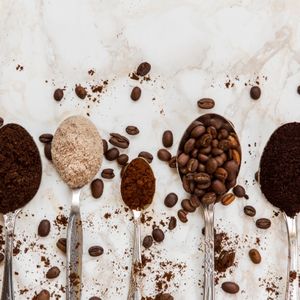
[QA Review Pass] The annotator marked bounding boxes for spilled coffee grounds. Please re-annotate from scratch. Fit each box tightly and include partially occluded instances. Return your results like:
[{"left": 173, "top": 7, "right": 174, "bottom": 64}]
[
  {"left": 260, "top": 122, "right": 300, "bottom": 217},
  {"left": 0, "top": 124, "right": 42, "bottom": 214}
]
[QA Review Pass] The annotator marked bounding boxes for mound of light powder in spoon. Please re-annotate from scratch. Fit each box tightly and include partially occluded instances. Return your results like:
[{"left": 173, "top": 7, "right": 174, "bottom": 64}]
[{"left": 51, "top": 116, "right": 103, "bottom": 189}]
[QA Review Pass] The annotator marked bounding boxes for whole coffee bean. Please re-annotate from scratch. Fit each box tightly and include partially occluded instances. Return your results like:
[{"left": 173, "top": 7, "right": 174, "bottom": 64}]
[
  {"left": 197, "top": 98, "right": 215, "bottom": 109},
  {"left": 182, "top": 176, "right": 192, "bottom": 193},
  {"left": 168, "top": 217, "right": 177, "bottom": 230},
  {"left": 126, "top": 125, "right": 139, "bottom": 135},
  {"left": 102, "top": 139, "right": 108, "bottom": 154},
  {"left": 224, "top": 160, "right": 239, "bottom": 180},
  {"left": 53, "top": 88, "right": 64, "bottom": 101},
  {"left": 221, "top": 193, "right": 235, "bottom": 206},
  {"left": 177, "top": 153, "right": 190, "bottom": 167},
  {"left": 130, "top": 87, "right": 141, "bottom": 101},
  {"left": 256, "top": 218, "right": 271, "bottom": 229},
  {"left": 38, "top": 219, "right": 51, "bottom": 237},
  {"left": 211, "top": 180, "right": 226, "bottom": 195},
  {"left": 89, "top": 297, "right": 101, "bottom": 300},
  {"left": 207, "top": 126, "right": 217, "bottom": 139},
  {"left": 91, "top": 179, "right": 104, "bottom": 198},
  {"left": 214, "top": 168, "right": 228, "bottom": 182},
  {"left": 186, "top": 120, "right": 203, "bottom": 134},
  {"left": 215, "top": 155, "right": 226, "bottom": 167},
  {"left": 216, "top": 250, "right": 235, "bottom": 271},
  {"left": 44, "top": 143, "right": 52, "bottom": 161},
  {"left": 218, "top": 139, "right": 231, "bottom": 151},
  {"left": 138, "top": 151, "right": 153, "bottom": 163},
  {"left": 198, "top": 154, "right": 209, "bottom": 163},
  {"left": 231, "top": 149, "right": 241, "bottom": 165},
  {"left": 199, "top": 145, "right": 211, "bottom": 155},
  {"left": 211, "top": 147, "right": 223, "bottom": 156},
  {"left": 164, "top": 193, "right": 178, "bottom": 208},
  {"left": 117, "top": 154, "right": 129, "bottom": 165},
  {"left": 187, "top": 158, "right": 198, "bottom": 173},
  {"left": 101, "top": 168, "right": 115, "bottom": 179},
  {"left": 177, "top": 209, "right": 188, "bottom": 223},
  {"left": 181, "top": 199, "right": 196, "bottom": 212},
  {"left": 105, "top": 147, "right": 119, "bottom": 161},
  {"left": 201, "top": 192, "right": 216, "bottom": 205},
  {"left": 244, "top": 205, "right": 256, "bottom": 217},
  {"left": 191, "top": 125, "right": 206, "bottom": 138},
  {"left": 56, "top": 238, "right": 66, "bottom": 253},
  {"left": 250, "top": 86, "right": 261, "bottom": 100},
  {"left": 75, "top": 85, "right": 87, "bottom": 99},
  {"left": 168, "top": 156, "right": 177, "bottom": 168},
  {"left": 206, "top": 158, "right": 218, "bottom": 174},
  {"left": 184, "top": 138, "right": 196, "bottom": 154},
  {"left": 190, "top": 194, "right": 202, "bottom": 208},
  {"left": 0, "top": 117, "right": 3, "bottom": 128},
  {"left": 162, "top": 130, "right": 173, "bottom": 148},
  {"left": 39, "top": 134, "right": 53, "bottom": 144},
  {"left": 197, "top": 164, "right": 206, "bottom": 172},
  {"left": 0, "top": 253, "right": 4, "bottom": 263},
  {"left": 155, "top": 293, "right": 174, "bottom": 300},
  {"left": 142, "top": 235, "right": 153, "bottom": 248},
  {"left": 218, "top": 128, "right": 229, "bottom": 139},
  {"left": 193, "top": 172, "right": 210, "bottom": 185},
  {"left": 109, "top": 133, "right": 129, "bottom": 149},
  {"left": 136, "top": 62, "right": 151, "bottom": 76},
  {"left": 221, "top": 281, "right": 239, "bottom": 294},
  {"left": 88, "top": 246, "right": 104, "bottom": 257},
  {"left": 157, "top": 149, "right": 172, "bottom": 161},
  {"left": 191, "top": 148, "right": 198, "bottom": 158},
  {"left": 198, "top": 134, "right": 212, "bottom": 148},
  {"left": 46, "top": 266, "right": 60, "bottom": 279},
  {"left": 233, "top": 185, "right": 246, "bottom": 198},
  {"left": 249, "top": 248, "right": 261, "bottom": 264},
  {"left": 152, "top": 228, "right": 164, "bottom": 242},
  {"left": 36, "top": 289, "right": 50, "bottom": 300}
]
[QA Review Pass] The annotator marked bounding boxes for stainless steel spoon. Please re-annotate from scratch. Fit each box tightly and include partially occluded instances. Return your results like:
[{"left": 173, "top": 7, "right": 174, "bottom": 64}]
[{"left": 177, "top": 114, "right": 241, "bottom": 300}]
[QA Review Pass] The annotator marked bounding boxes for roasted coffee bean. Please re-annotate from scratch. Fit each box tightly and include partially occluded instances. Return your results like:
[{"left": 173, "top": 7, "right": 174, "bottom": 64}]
[
  {"left": 177, "top": 152, "right": 189, "bottom": 167},
  {"left": 194, "top": 188, "right": 205, "bottom": 198},
  {"left": 226, "top": 179, "right": 237, "bottom": 190},
  {"left": 233, "top": 185, "right": 246, "bottom": 198},
  {"left": 184, "top": 138, "right": 196, "bottom": 154},
  {"left": 38, "top": 219, "right": 51, "bottom": 237},
  {"left": 244, "top": 205, "right": 256, "bottom": 217},
  {"left": 249, "top": 248, "right": 261, "bottom": 264},
  {"left": 197, "top": 98, "right": 215, "bottom": 109},
  {"left": 142, "top": 235, "right": 153, "bottom": 248},
  {"left": 256, "top": 218, "right": 271, "bottom": 229},
  {"left": 231, "top": 149, "right": 241, "bottom": 165},
  {"left": 0, "top": 253, "right": 4, "bottom": 263},
  {"left": 198, "top": 134, "right": 212, "bottom": 148},
  {"left": 155, "top": 293, "right": 174, "bottom": 300},
  {"left": 186, "top": 120, "right": 203, "bottom": 134},
  {"left": 168, "top": 216, "right": 177, "bottom": 230},
  {"left": 44, "top": 143, "right": 52, "bottom": 161},
  {"left": 164, "top": 193, "right": 178, "bottom": 208},
  {"left": 214, "top": 233, "right": 223, "bottom": 252},
  {"left": 216, "top": 250, "right": 235, "bottom": 271},
  {"left": 194, "top": 173, "right": 211, "bottom": 189},
  {"left": 130, "top": 87, "right": 141, "bottom": 101},
  {"left": 190, "top": 125, "right": 206, "bottom": 138},
  {"left": 126, "top": 126, "right": 139, "bottom": 135},
  {"left": 152, "top": 228, "right": 164, "bottom": 243},
  {"left": 191, "top": 148, "right": 199, "bottom": 158},
  {"left": 218, "top": 139, "right": 230, "bottom": 151},
  {"left": 218, "top": 128, "right": 229, "bottom": 139},
  {"left": 53, "top": 88, "right": 64, "bottom": 101},
  {"left": 214, "top": 168, "right": 228, "bottom": 182},
  {"left": 168, "top": 156, "right": 177, "bottom": 168},
  {"left": 89, "top": 297, "right": 101, "bottom": 300},
  {"left": 215, "top": 154, "right": 226, "bottom": 167},
  {"left": 221, "top": 282, "right": 240, "bottom": 294},
  {"left": 197, "top": 164, "right": 206, "bottom": 172},
  {"left": 102, "top": 139, "right": 108, "bottom": 154},
  {"left": 190, "top": 194, "right": 202, "bottom": 208},
  {"left": 224, "top": 160, "right": 239, "bottom": 180},
  {"left": 36, "top": 289, "right": 50, "bottom": 300},
  {"left": 117, "top": 154, "right": 129, "bottom": 165},
  {"left": 211, "top": 147, "right": 223, "bottom": 156},
  {"left": 199, "top": 145, "right": 211, "bottom": 155},
  {"left": 75, "top": 85, "right": 87, "bottom": 99},
  {"left": 162, "top": 130, "right": 173, "bottom": 147},
  {"left": 221, "top": 193, "right": 235, "bottom": 206},
  {"left": 198, "top": 153, "right": 209, "bottom": 163},
  {"left": 201, "top": 192, "right": 216, "bottom": 205},
  {"left": 207, "top": 126, "right": 217, "bottom": 139},
  {"left": 0, "top": 117, "right": 3, "bottom": 128},
  {"left": 189, "top": 180, "right": 195, "bottom": 193},
  {"left": 136, "top": 62, "right": 151, "bottom": 76},
  {"left": 56, "top": 238, "right": 66, "bottom": 253},
  {"left": 101, "top": 168, "right": 115, "bottom": 179},
  {"left": 187, "top": 158, "right": 198, "bottom": 173},
  {"left": 211, "top": 139, "right": 218, "bottom": 148},
  {"left": 105, "top": 147, "right": 119, "bottom": 161},
  {"left": 182, "top": 176, "right": 191, "bottom": 193},
  {"left": 157, "top": 149, "right": 172, "bottom": 161},
  {"left": 181, "top": 199, "right": 196, "bottom": 212},
  {"left": 91, "top": 179, "right": 104, "bottom": 198},
  {"left": 250, "top": 86, "right": 261, "bottom": 100},
  {"left": 88, "top": 246, "right": 104, "bottom": 257},
  {"left": 109, "top": 133, "right": 129, "bottom": 149},
  {"left": 46, "top": 266, "right": 60, "bottom": 279},
  {"left": 177, "top": 209, "right": 188, "bottom": 223},
  {"left": 211, "top": 180, "right": 226, "bottom": 195},
  {"left": 138, "top": 151, "right": 153, "bottom": 163},
  {"left": 206, "top": 158, "right": 218, "bottom": 174},
  {"left": 39, "top": 134, "right": 53, "bottom": 144},
  {"left": 228, "top": 135, "right": 239, "bottom": 149}
]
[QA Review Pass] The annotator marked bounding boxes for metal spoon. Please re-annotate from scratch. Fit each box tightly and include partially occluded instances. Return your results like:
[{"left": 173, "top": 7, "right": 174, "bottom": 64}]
[
  {"left": 177, "top": 114, "right": 241, "bottom": 300},
  {"left": 120, "top": 158, "right": 156, "bottom": 300}
]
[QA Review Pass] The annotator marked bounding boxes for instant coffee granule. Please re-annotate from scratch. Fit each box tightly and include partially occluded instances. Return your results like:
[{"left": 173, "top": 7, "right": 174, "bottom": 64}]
[{"left": 260, "top": 122, "right": 300, "bottom": 217}]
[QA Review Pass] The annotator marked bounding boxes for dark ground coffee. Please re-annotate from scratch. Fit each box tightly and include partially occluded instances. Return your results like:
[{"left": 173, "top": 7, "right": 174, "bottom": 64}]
[
  {"left": 260, "top": 122, "right": 300, "bottom": 217},
  {"left": 0, "top": 123, "right": 42, "bottom": 214}
]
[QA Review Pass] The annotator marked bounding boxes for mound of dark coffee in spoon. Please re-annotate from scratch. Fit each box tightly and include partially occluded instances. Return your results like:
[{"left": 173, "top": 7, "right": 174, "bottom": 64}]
[
  {"left": 260, "top": 122, "right": 300, "bottom": 217},
  {"left": 0, "top": 124, "right": 42, "bottom": 214}
]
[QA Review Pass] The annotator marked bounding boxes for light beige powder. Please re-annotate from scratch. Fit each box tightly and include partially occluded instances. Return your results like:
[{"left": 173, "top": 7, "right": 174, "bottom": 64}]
[{"left": 51, "top": 115, "right": 103, "bottom": 189}]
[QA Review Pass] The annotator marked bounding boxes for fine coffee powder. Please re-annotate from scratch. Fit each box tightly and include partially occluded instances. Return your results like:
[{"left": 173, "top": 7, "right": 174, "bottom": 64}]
[
  {"left": 260, "top": 122, "right": 300, "bottom": 217},
  {"left": 0, "top": 124, "right": 42, "bottom": 214},
  {"left": 121, "top": 158, "right": 155, "bottom": 210}
]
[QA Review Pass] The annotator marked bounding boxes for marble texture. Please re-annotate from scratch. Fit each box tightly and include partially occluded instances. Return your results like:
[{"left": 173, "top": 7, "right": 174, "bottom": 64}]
[{"left": 0, "top": 0, "right": 300, "bottom": 299}]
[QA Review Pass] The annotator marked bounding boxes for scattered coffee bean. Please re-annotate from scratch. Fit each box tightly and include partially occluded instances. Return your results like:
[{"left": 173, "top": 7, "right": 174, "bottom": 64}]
[
  {"left": 101, "top": 168, "right": 115, "bottom": 179},
  {"left": 136, "top": 62, "right": 151, "bottom": 76},
  {"left": 53, "top": 88, "right": 64, "bottom": 101},
  {"left": 256, "top": 218, "right": 271, "bottom": 229},
  {"left": 130, "top": 87, "right": 141, "bottom": 101},
  {"left": 126, "top": 126, "right": 139, "bottom": 135},
  {"left": 221, "top": 281, "right": 239, "bottom": 294},
  {"left": 249, "top": 248, "right": 261, "bottom": 264},
  {"left": 297, "top": 85, "right": 300, "bottom": 95},
  {"left": 157, "top": 149, "right": 172, "bottom": 162},
  {"left": 109, "top": 133, "right": 129, "bottom": 149},
  {"left": 197, "top": 98, "right": 215, "bottom": 109},
  {"left": 56, "top": 238, "right": 66, "bottom": 253},
  {"left": 105, "top": 147, "right": 119, "bottom": 161},
  {"left": 168, "top": 156, "right": 177, "bottom": 168},
  {"left": 0, "top": 253, "right": 4, "bottom": 263},
  {"left": 138, "top": 151, "right": 153, "bottom": 163},
  {"left": 142, "top": 235, "right": 153, "bottom": 249},
  {"left": 91, "top": 179, "right": 104, "bottom": 199},
  {"left": 88, "top": 246, "right": 104, "bottom": 257},
  {"left": 190, "top": 194, "right": 201, "bottom": 208},
  {"left": 44, "top": 143, "right": 52, "bottom": 161},
  {"left": 152, "top": 228, "right": 165, "bottom": 243},
  {"left": 221, "top": 193, "right": 235, "bottom": 206},
  {"left": 177, "top": 209, "right": 188, "bottom": 223},
  {"left": 102, "top": 139, "right": 108, "bottom": 154},
  {"left": 164, "top": 193, "right": 178, "bottom": 208},
  {"left": 36, "top": 289, "right": 50, "bottom": 300},
  {"left": 201, "top": 192, "right": 216, "bottom": 205},
  {"left": 244, "top": 205, "right": 256, "bottom": 217},
  {"left": 162, "top": 130, "right": 173, "bottom": 148},
  {"left": 168, "top": 216, "right": 177, "bottom": 230},
  {"left": 233, "top": 185, "right": 246, "bottom": 198},
  {"left": 155, "top": 293, "right": 174, "bottom": 300},
  {"left": 117, "top": 154, "right": 129, "bottom": 166},
  {"left": 89, "top": 297, "right": 101, "bottom": 300},
  {"left": 38, "top": 219, "right": 51, "bottom": 237},
  {"left": 46, "top": 266, "right": 60, "bottom": 279},
  {"left": 39, "top": 134, "right": 53, "bottom": 144},
  {"left": 250, "top": 86, "right": 261, "bottom": 100},
  {"left": 75, "top": 85, "right": 87, "bottom": 99},
  {"left": 181, "top": 199, "right": 196, "bottom": 212},
  {"left": 0, "top": 117, "right": 3, "bottom": 128}
]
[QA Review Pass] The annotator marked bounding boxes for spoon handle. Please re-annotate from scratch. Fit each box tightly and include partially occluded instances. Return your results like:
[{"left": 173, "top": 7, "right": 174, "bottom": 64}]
[
  {"left": 1, "top": 211, "right": 20, "bottom": 300},
  {"left": 66, "top": 189, "right": 82, "bottom": 300},
  {"left": 284, "top": 214, "right": 299, "bottom": 300},
  {"left": 203, "top": 204, "right": 215, "bottom": 300}
]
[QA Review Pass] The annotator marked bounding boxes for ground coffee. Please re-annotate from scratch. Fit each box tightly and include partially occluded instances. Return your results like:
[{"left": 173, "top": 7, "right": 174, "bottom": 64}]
[
  {"left": 260, "top": 122, "right": 300, "bottom": 217},
  {"left": 0, "top": 124, "right": 42, "bottom": 214},
  {"left": 121, "top": 158, "right": 155, "bottom": 210}
]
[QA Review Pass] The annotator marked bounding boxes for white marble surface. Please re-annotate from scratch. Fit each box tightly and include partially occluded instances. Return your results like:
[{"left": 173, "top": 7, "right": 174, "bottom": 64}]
[{"left": 0, "top": 0, "right": 300, "bottom": 299}]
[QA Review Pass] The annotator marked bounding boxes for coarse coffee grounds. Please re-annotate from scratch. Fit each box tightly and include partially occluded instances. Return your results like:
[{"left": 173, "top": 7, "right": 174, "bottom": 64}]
[
  {"left": 0, "top": 124, "right": 42, "bottom": 214},
  {"left": 121, "top": 158, "right": 155, "bottom": 210},
  {"left": 260, "top": 122, "right": 300, "bottom": 217}
]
